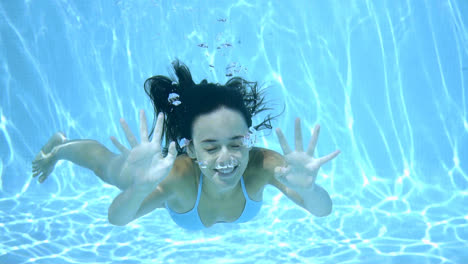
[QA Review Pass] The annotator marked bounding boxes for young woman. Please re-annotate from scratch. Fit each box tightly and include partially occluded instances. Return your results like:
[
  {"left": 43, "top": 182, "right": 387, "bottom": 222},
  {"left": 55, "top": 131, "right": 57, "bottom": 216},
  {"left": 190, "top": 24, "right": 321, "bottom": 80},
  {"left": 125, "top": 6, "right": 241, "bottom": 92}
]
[{"left": 32, "top": 60, "right": 340, "bottom": 230}]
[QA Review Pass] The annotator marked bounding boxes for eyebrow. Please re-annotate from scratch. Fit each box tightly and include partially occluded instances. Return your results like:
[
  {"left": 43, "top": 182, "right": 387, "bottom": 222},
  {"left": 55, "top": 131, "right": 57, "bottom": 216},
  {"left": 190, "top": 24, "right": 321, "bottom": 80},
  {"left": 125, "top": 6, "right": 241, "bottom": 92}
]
[{"left": 201, "top": 135, "right": 244, "bottom": 143}]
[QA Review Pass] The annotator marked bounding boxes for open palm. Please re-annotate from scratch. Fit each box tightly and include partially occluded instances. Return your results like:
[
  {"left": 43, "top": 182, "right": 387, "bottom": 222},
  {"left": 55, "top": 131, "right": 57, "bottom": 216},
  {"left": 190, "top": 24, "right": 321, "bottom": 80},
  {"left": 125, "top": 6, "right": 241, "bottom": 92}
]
[
  {"left": 111, "top": 110, "right": 177, "bottom": 191},
  {"left": 274, "top": 118, "right": 340, "bottom": 189}
]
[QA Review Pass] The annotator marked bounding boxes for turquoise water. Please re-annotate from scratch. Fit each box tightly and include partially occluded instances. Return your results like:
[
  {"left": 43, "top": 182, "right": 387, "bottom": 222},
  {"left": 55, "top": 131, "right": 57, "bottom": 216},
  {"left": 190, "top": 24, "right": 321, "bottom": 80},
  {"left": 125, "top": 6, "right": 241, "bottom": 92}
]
[{"left": 1, "top": 0, "right": 467, "bottom": 263}]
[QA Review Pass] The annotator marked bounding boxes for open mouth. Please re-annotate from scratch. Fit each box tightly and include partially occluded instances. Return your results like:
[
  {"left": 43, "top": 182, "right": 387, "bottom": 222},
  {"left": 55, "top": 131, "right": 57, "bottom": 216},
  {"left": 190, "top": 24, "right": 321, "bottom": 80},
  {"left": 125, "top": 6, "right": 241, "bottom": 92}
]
[{"left": 214, "top": 166, "right": 238, "bottom": 176}]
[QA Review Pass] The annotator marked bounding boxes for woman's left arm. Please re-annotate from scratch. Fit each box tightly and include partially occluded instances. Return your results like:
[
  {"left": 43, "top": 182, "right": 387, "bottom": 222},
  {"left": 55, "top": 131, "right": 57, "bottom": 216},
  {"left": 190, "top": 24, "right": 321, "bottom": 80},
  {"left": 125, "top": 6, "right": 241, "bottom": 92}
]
[
  {"left": 267, "top": 118, "right": 340, "bottom": 217},
  {"left": 269, "top": 175, "right": 332, "bottom": 217}
]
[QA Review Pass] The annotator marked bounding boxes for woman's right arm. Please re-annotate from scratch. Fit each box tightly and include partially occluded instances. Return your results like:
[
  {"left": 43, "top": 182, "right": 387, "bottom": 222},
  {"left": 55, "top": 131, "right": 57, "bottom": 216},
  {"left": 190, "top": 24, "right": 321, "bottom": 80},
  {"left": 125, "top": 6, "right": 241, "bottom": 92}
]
[
  {"left": 107, "top": 110, "right": 178, "bottom": 226},
  {"left": 108, "top": 184, "right": 155, "bottom": 226},
  {"left": 107, "top": 155, "right": 189, "bottom": 226},
  {"left": 107, "top": 154, "right": 192, "bottom": 226}
]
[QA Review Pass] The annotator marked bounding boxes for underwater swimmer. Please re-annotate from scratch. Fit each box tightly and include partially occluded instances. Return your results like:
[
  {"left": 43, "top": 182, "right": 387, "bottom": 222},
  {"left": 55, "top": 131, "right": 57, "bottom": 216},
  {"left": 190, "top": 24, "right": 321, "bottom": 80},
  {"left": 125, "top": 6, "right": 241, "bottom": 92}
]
[{"left": 32, "top": 60, "right": 340, "bottom": 230}]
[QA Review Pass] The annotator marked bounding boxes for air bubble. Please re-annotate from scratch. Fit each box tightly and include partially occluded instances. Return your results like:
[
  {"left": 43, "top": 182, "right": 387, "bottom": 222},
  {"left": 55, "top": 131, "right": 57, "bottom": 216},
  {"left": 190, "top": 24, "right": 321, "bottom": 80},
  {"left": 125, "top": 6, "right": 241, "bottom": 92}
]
[
  {"left": 215, "top": 156, "right": 239, "bottom": 170},
  {"left": 241, "top": 126, "right": 257, "bottom": 149},
  {"left": 168, "top": 93, "right": 181, "bottom": 106},
  {"left": 179, "top": 138, "right": 190, "bottom": 148},
  {"left": 197, "top": 160, "right": 208, "bottom": 169}
]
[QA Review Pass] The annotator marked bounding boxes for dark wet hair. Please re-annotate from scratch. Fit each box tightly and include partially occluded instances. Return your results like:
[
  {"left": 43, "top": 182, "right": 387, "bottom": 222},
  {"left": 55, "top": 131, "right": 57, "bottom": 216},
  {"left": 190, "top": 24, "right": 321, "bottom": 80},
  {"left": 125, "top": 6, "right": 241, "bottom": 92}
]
[{"left": 144, "top": 60, "right": 283, "bottom": 155}]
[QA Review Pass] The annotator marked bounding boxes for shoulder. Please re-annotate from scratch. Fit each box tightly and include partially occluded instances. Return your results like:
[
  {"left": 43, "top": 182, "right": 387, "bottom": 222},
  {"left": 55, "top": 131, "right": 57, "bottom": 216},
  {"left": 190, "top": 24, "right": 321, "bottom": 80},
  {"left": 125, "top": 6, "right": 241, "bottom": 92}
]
[
  {"left": 249, "top": 147, "right": 286, "bottom": 171},
  {"left": 168, "top": 153, "right": 197, "bottom": 181},
  {"left": 132, "top": 153, "right": 197, "bottom": 219},
  {"left": 173, "top": 153, "right": 197, "bottom": 176},
  {"left": 247, "top": 147, "right": 287, "bottom": 183},
  {"left": 248, "top": 147, "right": 299, "bottom": 200},
  {"left": 158, "top": 153, "right": 197, "bottom": 194}
]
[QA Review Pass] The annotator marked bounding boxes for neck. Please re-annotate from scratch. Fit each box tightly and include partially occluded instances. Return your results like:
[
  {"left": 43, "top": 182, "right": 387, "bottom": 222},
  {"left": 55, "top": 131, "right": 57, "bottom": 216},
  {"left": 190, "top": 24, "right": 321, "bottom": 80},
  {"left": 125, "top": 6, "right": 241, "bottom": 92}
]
[{"left": 201, "top": 174, "right": 242, "bottom": 200}]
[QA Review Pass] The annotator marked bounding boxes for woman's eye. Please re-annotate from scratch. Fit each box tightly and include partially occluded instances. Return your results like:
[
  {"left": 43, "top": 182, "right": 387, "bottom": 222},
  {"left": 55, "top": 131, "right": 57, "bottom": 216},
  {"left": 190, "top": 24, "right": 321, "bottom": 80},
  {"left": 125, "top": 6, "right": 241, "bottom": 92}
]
[{"left": 205, "top": 145, "right": 240, "bottom": 152}]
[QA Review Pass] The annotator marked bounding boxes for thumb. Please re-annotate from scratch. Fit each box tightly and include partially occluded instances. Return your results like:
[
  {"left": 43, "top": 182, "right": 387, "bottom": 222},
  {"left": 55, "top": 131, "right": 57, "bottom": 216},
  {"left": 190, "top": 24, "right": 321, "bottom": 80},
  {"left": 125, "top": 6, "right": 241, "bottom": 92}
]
[
  {"left": 274, "top": 166, "right": 290, "bottom": 179},
  {"left": 166, "top": 141, "right": 178, "bottom": 160}
]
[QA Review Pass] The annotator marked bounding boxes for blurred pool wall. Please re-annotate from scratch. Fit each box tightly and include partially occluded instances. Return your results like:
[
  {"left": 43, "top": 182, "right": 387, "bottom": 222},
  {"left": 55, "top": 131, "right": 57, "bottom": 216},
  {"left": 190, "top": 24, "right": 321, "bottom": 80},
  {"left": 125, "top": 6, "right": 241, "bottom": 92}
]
[{"left": 1, "top": 1, "right": 467, "bottom": 263}]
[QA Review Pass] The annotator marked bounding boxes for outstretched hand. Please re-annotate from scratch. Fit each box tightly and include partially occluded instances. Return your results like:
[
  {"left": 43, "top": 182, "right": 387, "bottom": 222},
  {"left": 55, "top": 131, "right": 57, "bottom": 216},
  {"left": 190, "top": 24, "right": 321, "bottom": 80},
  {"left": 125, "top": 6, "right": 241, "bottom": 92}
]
[
  {"left": 274, "top": 118, "right": 340, "bottom": 190},
  {"left": 111, "top": 110, "right": 178, "bottom": 191}
]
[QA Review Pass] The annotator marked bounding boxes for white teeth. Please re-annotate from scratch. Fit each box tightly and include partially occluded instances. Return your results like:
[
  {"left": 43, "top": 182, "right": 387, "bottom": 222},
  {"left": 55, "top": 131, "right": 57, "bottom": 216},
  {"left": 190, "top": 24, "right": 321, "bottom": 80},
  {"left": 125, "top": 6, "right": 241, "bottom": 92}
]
[{"left": 217, "top": 166, "right": 235, "bottom": 174}]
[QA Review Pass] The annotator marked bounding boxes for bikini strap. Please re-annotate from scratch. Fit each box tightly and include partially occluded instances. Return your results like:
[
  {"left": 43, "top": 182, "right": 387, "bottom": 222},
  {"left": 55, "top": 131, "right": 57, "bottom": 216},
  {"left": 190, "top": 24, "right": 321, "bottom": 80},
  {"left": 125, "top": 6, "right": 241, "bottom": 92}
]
[
  {"left": 195, "top": 173, "right": 203, "bottom": 204},
  {"left": 239, "top": 175, "right": 248, "bottom": 197}
]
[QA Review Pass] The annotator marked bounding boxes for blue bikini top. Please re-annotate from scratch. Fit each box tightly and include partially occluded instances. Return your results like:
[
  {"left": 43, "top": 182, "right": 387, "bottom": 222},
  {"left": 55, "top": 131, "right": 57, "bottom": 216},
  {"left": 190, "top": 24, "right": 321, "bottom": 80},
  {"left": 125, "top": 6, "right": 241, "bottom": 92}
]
[{"left": 165, "top": 173, "right": 262, "bottom": 230}]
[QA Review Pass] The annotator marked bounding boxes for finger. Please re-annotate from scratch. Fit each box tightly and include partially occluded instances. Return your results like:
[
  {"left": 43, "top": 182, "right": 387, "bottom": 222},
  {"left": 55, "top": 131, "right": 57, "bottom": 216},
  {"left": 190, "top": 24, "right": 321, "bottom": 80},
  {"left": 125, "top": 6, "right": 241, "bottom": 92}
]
[
  {"left": 306, "top": 124, "right": 320, "bottom": 156},
  {"left": 165, "top": 141, "right": 178, "bottom": 161},
  {"left": 140, "top": 110, "right": 149, "bottom": 143},
  {"left": 151, "top": 112, "right": 164, "bottom": 144},
  {"left": 295, "top": 118, "right": 303, "bottom": 152},
  {"left": 110, "top": 136, "right": 130, "bottom": 154},
  {"left": 274, "top": 166, "right": 290, "bottom": 175},
  {"left": 274, "top": 167, "right": 284, "bottom": 179},
  {"left": 275, "top": 128, "right": 292, "bottom": 155},
  {"left": 274, "top": 166, "right": 291, "bottom": 181},
  {"left": 120, "top": 118, "right": 138, "bottom": 148},
  {"left": 318, "top": 150, "right": 341, "bottom": 166},
  {"left": 33, "top": 170, "right": 40, "bottom": 178},
  {"left": 39, "top": 175, "right": 47, "bottom": 183}
]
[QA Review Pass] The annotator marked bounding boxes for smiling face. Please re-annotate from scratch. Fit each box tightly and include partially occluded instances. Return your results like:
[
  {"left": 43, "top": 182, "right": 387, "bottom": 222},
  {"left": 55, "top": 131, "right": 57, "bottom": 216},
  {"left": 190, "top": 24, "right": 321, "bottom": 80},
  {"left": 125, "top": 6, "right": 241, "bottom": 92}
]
[{"left": 187, "top": 107, "right": 251, "bottom": 193}]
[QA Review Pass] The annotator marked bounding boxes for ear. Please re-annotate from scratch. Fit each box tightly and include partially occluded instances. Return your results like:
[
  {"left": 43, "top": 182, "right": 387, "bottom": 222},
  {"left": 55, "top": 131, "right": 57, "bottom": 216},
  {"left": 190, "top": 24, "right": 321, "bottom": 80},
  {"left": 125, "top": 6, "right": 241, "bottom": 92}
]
[{"left": 186, "top": 141, "right": 197, "bottom": 159}]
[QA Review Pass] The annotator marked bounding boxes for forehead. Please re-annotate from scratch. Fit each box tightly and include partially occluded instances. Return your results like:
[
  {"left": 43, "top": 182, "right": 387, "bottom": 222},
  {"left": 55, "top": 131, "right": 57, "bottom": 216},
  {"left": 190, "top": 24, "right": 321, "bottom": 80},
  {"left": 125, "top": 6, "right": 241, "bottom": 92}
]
[{"left": 192, "top": 107, "right": 248, "bottom": 141}]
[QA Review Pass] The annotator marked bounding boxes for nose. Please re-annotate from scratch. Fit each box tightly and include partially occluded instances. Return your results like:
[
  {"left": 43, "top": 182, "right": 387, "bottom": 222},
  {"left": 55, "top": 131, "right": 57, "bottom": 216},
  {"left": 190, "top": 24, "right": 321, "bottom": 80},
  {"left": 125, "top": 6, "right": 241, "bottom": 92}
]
[
  {"left": 216, "top": 146, "right": 232, "bottom": 165},
  {"left": 214, "top": 146, "right": 240, "bottom": 169}
]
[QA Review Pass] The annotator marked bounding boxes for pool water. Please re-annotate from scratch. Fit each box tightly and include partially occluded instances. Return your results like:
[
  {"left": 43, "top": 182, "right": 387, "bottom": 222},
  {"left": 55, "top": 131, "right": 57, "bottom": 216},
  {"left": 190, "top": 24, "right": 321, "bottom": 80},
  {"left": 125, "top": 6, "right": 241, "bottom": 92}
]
[{"left": 1, "top": 1, "right": 467, "bottom": 263}]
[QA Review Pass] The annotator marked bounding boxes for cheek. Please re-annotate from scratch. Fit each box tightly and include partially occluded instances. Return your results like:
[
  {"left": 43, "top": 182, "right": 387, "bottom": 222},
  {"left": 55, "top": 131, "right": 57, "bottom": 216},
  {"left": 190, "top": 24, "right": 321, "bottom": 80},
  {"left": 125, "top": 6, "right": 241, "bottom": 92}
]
[
  {"left": 238, "top": 153, "right": 250, "bottom": 169},
  {"left": 200, "top": 167, "right": 214, "bottom": 177}
]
